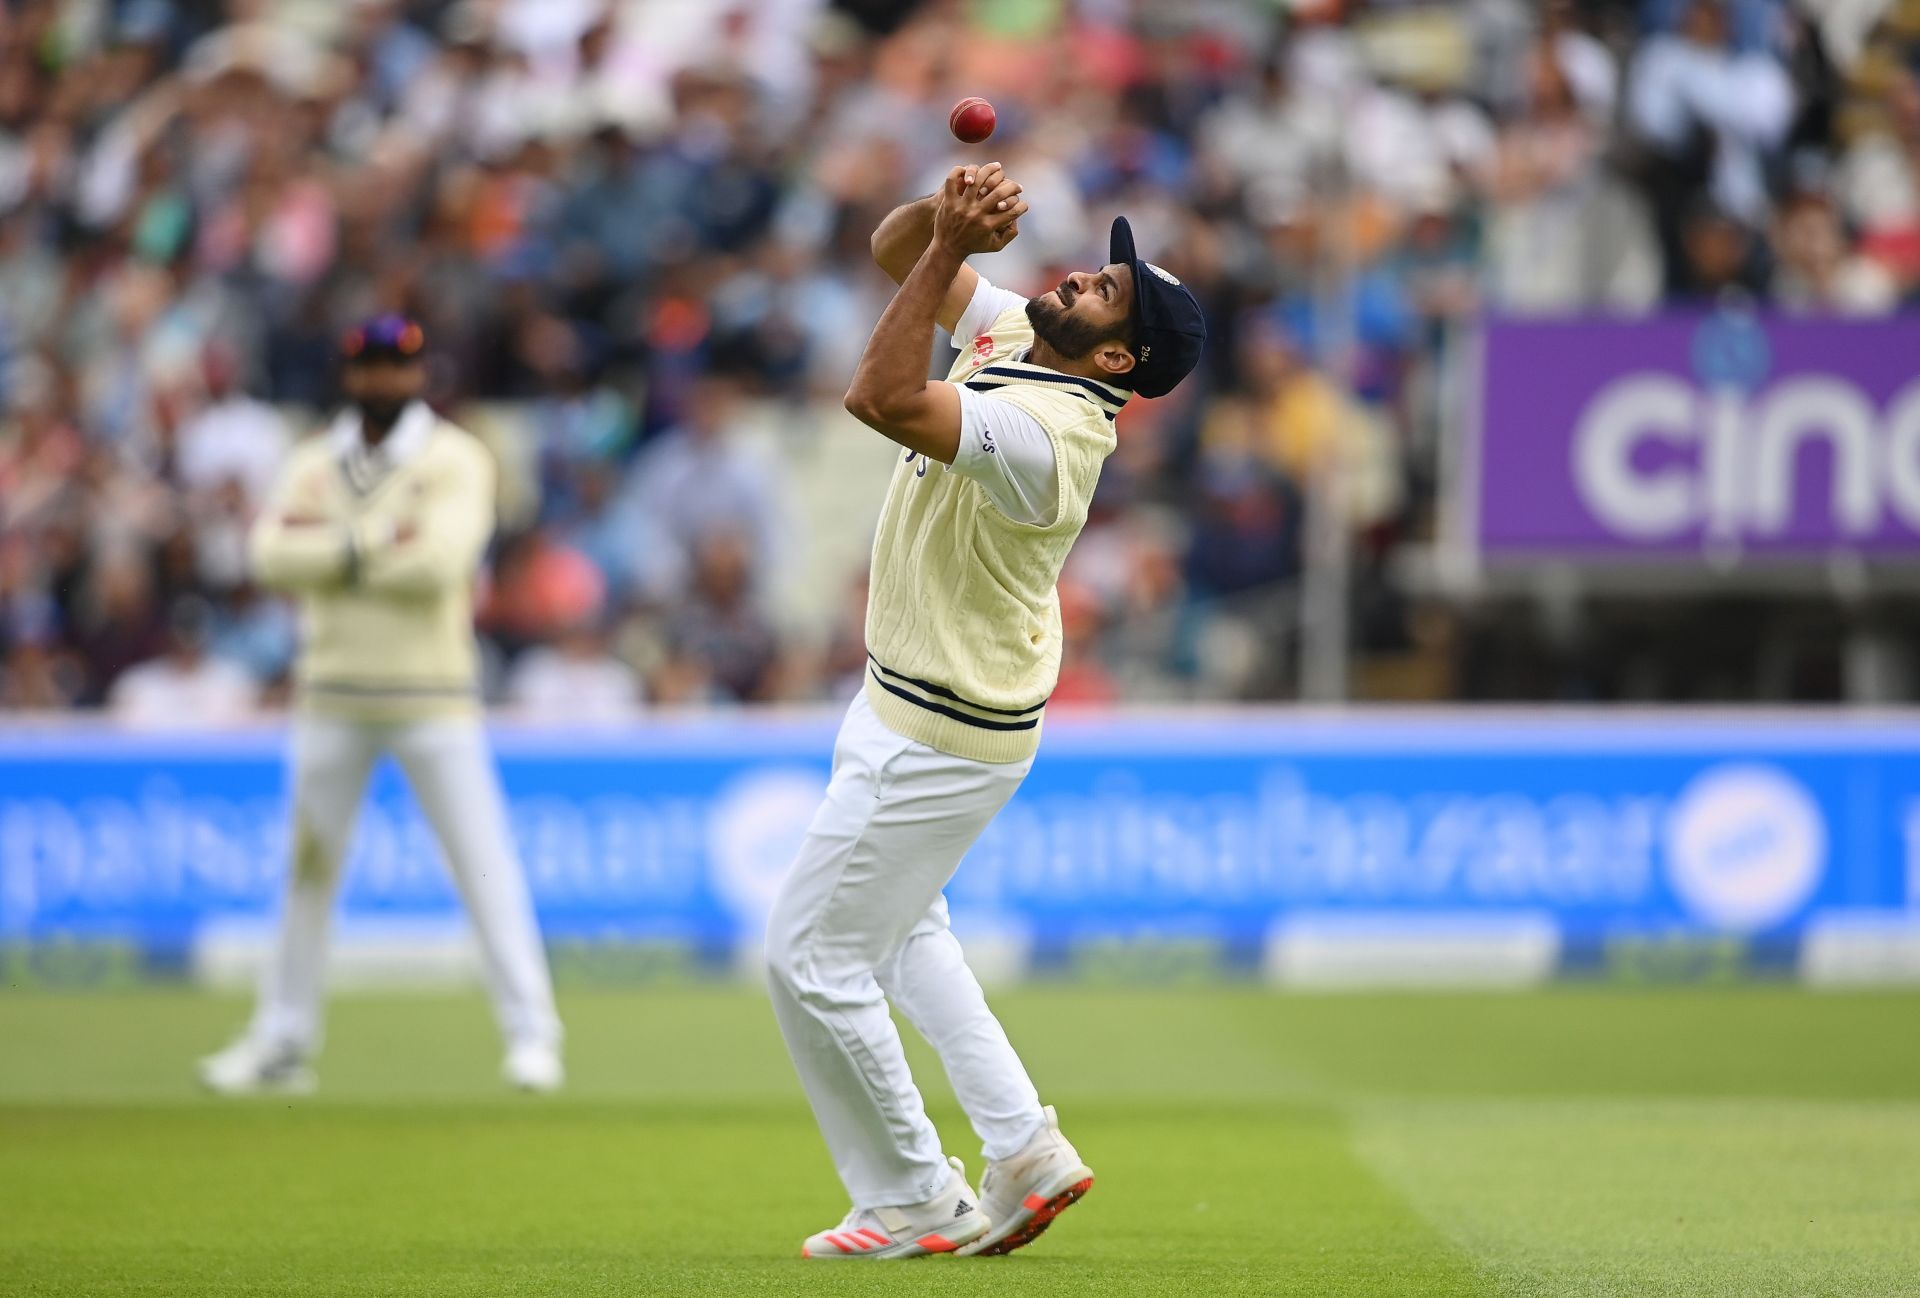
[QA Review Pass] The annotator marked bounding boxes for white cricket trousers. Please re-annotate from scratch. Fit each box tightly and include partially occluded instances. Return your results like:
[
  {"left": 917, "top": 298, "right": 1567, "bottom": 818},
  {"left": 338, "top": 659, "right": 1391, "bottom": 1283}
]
[
  {"left": 250, "top": 713, "right": 561, "bottom": 1053},
  {"left": 766, "top": 691, "right": 1046, "bottom": 1209}
]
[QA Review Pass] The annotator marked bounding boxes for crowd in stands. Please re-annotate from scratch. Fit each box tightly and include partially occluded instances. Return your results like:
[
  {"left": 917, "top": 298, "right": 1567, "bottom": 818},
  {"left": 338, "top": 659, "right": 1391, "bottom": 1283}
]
[{"left": 0, "top": 0, "right": 1910, "bottom": 718}]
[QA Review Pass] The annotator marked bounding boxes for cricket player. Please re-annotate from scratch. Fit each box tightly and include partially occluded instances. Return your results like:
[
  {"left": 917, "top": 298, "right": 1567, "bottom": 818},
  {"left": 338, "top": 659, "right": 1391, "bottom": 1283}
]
[
  {"left": 766, "top": 163, "right": 1206, "bottom": 1258},
  {"left": 199, "top": 316, "right": 563, "bottom": 1095}
]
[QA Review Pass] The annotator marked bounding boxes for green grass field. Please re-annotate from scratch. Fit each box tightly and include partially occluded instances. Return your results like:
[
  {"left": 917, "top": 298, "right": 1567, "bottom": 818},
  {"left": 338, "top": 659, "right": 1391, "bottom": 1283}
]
[{"left": 3, "top": 985, "right": 1918, "bottom": 1296}]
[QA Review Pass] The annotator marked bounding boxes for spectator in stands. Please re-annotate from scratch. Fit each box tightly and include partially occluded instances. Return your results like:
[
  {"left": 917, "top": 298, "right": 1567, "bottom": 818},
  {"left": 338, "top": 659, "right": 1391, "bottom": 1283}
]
[
  {"left": 0, "top": 0, "right": 1907, "bottom": 712},
  {"left": 1675, "top": 196, "right": 1772, "bottom": 299},
  {"left": 1834, "top": 62, "right": 1920, "bottom": 297},
  {"left": 1770, "top": 186, "right": 1898, "bottom": 312},
  {"left": 1629, "top": 0, "right": 1796, "bottom": 290},
  {"left": 818, "top": 571, "right": 873, "bottom": 702},
  {"left": 1207, "top": 316, "right": 1403, "bottom": 535},
  {"left": 173, "top": 346, "right": 293, "bottom": 510},
  {"left": 71, "top": 549, "right": 168, "bottom": 707},
  {"left": 658, "top": 530, "right": 782, "bottom": 705},
  {"left": 1184, "top": 451, "right": 1304, "bottom": 604},
  {"left": 0, "top": 539, "right": 77, "bottom": 709},
  {"left": 109, "top": 596, "right": 258, "bottom": 727},
  {"left": 207, "top": 582, "right": 297, "bottom": 699},
  {"left": 1180, "top": 449, "right": 1303, "bottom": 701},
  {"left": 620, "top": 372, "right": 781, "bottom": 603},
  {"left": 506, "top": 611, "right": 643, "bottom": 723},
  {"left": 551, "top": 458, "right": 653, "bottom": 603},
  {"left": 526, "top": 321, "right": 636, "bottom": 518},
  {"left": 1487, "top": 18, "right": 1662, "bottom": 312},
  {"left": 479, "top": 527, "right": 607, "bottom": 663}
]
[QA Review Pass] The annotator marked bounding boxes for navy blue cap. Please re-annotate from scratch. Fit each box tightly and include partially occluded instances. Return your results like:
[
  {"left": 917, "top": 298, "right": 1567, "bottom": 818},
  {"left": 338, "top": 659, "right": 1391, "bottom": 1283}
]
[
  {"left": 1110, "top": 217, "right": 1206, "bottom": 398},
  {"left": 341, "top": 314, "right": 426, "bottom": 364}
]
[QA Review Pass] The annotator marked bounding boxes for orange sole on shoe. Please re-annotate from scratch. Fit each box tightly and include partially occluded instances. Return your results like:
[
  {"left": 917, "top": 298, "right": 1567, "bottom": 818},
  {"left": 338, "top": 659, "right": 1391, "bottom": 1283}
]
[{"left": 968, "top": 1176, "right": 1094, "bottom": 1257}]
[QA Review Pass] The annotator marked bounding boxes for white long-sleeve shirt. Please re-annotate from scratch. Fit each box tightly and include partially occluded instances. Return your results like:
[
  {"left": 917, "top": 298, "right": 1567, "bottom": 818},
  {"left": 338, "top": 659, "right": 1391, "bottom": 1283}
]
[
  {"left": 1628, "top": 35, "right": 1794, "bottom": 222},
  {"left": 947, "top": 278, "right": 1061, "bottom": 526}
]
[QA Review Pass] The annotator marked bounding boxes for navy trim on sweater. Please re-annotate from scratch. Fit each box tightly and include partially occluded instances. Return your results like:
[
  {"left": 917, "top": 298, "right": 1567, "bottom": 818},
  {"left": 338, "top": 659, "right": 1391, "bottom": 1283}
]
[{"left": 867, "top": 655, "right": 1047, "bottom": 717}]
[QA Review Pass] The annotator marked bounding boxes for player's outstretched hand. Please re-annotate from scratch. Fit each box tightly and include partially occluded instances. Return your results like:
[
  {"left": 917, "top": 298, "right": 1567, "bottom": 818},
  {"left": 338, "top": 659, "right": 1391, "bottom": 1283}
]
[{"left": 935, "top": 161, "right": 1028, "bottom": 256}]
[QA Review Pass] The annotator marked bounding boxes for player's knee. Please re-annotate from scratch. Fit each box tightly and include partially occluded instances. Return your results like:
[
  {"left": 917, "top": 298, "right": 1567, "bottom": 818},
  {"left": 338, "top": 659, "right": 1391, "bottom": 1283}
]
[
  {"left": 765, "top": 947, "right": 831, "bottom": 1010},
  {"left": 763, "top": 921, "right": 806, "bottom": 994},
  {"left": 764, "top": 935, "right": 831, "bottom": 1002},
  {"left": 763, "top": 889, "right": 825, "bottom": 988},
  {"left": 290, "top": 821, "right": 347, "bottom": 885},
  {"left": 764, "top": 930, "right": 867, "bottom": 1012}
]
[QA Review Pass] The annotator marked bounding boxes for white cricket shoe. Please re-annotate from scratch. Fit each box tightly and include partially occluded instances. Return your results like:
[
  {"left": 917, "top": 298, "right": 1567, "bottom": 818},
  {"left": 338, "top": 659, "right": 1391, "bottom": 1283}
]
[
  {"left": 958, "top": 1105, "right": 1094, "bottom": 1257},
  {"left": 503, "top": 1040, "right": 564, "bottom": 1093},
  {"left": 800, "top": 1156, "right": 990, "bottom": 1259},
  {"left": 197, "top": 1037, "right": 316, "bottom": 1097}
]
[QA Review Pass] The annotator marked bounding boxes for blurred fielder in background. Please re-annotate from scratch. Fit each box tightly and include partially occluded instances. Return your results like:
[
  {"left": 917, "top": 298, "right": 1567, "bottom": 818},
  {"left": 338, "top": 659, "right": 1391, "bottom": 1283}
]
[
  {"left": 765, "top": 164, "right": 1206, "bottom": 1260},
  {"left": 198, "top": 317, "right": 563, "bottom": 1097}
]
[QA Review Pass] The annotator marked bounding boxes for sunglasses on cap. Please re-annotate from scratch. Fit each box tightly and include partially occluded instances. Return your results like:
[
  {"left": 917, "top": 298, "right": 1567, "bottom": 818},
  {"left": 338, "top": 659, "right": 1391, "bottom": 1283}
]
[{"left": 341, "top": 315, "right": 426, "bottom": 364}]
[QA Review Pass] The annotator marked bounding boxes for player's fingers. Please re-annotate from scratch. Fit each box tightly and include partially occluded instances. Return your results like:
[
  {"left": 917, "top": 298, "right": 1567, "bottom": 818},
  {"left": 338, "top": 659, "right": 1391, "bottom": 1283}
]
[
  {"left": 989, "top": 200, "right": 1029, "bottom": 225},
  {"left": 974, "top": 161, "right": 1003, "bottom": 194},
  {"left": 949, "top": 165, "right": 970, "bottom": 191},
  {"left": 986, "top": 179, "right": 1022, "bottom": 210}
]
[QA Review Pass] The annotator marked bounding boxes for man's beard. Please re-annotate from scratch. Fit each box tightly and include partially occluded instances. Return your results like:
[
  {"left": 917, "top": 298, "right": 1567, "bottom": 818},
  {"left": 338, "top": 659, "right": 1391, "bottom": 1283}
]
[
  {"left": 1025, "top": 294, "right": 1114, "bottom": 362},
  {"left": 353, "top": 395, "right": 410, "bottom": 428}
]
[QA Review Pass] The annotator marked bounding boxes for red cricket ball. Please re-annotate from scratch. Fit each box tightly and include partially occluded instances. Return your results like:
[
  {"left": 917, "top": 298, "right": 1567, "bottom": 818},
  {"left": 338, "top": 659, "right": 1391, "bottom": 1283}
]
[{"left": 948, "top": 96, "right": 996, "bottom": 145}]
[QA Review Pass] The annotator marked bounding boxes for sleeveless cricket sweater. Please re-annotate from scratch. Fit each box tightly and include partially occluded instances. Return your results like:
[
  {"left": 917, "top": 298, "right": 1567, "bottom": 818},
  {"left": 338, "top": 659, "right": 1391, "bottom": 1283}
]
[{"left": 863, "top": 304, "right": 1124, "bottom": 763}]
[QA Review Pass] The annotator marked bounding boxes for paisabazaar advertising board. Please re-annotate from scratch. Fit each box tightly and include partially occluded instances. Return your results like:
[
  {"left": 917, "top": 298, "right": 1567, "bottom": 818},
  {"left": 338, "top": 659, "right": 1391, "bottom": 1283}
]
[
  {"left": 1, "top": 716, "right": 1916, "bottom": 980},
  {"left": 1474, "top": 312, "right": 1920, "bottom": 557}
]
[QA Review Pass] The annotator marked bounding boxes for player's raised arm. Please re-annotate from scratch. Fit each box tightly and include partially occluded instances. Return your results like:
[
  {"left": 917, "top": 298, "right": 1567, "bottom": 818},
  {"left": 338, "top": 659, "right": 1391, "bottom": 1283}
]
[
  {"left": 845, "top": 167, "right": 1027, "bottom": 463},
  {"left": 870, "top": 164, "right": 1021, "bottom": 334}
]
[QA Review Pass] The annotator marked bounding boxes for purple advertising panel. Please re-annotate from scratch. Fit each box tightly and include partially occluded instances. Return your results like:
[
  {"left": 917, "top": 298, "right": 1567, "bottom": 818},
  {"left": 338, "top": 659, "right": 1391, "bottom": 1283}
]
[{"left": 1475, "top": 313, "right": 1920, "bottom": 558}]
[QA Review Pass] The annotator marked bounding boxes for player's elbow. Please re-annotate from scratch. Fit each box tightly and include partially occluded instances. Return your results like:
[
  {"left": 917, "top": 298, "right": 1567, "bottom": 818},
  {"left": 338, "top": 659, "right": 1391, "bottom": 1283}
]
[
  {"left": 868, "top": 235, "right": 906, "bottom": 285},
  {"left": 843, "top": 386, "right": 888, "bottom": 427},
  {"left": 247, "top": 535, "right": 294, "bottom": 590},
  {"left": 250, "top": 557, "right": 289, "bottom": 591}
]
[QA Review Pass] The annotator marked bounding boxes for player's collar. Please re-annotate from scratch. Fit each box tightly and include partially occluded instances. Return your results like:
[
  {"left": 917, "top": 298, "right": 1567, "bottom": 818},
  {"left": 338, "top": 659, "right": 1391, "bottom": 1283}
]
[
  {"left": 330, "top": 401, "right": 435, "bottom": 493},
  {"left": 963, "top": 353, "right": 1131, "bottom": 424}
]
